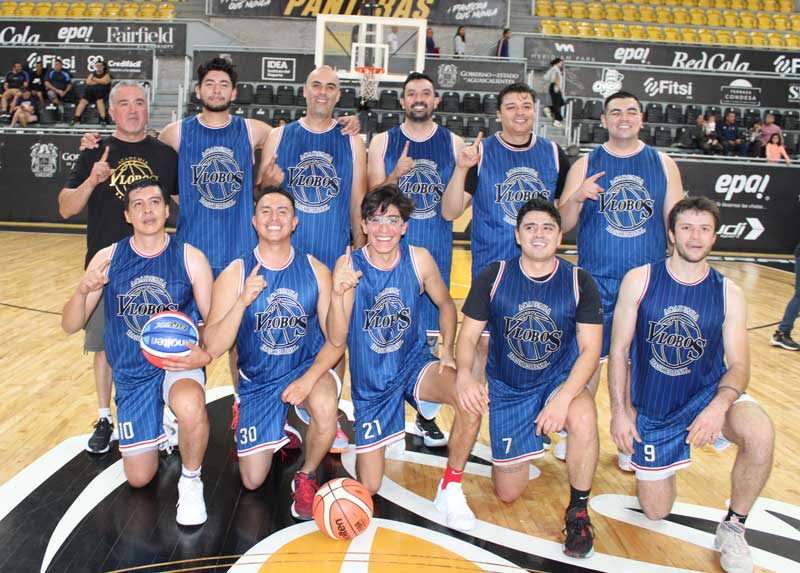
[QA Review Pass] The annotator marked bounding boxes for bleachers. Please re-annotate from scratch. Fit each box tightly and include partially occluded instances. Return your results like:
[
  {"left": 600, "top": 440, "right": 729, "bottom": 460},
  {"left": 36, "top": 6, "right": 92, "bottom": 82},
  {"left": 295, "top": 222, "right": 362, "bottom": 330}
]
[{"left": 0, "top": 0, "right": 176, "bottom": 18}]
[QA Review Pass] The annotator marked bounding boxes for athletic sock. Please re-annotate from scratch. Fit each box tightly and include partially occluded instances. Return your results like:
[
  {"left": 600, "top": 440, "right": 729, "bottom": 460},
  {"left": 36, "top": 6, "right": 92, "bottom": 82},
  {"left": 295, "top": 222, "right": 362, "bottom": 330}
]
[
  {"left": 568, "top": 486, "right": 591, "bottom": 510},
  {"left": 234, "top": 392, "right": 240, "bottom": 404},
  {"left": 181, "top": 465, "right": 201, "bottom": 481},
  {"left": 725, "top": 507, "right": 748, "bottom": 525},
  {"left": 441, "top": 465, "right": 464, "bottom": 490},
  {"left": 98, "top": 408, "right": 112, "bottom": 421}
]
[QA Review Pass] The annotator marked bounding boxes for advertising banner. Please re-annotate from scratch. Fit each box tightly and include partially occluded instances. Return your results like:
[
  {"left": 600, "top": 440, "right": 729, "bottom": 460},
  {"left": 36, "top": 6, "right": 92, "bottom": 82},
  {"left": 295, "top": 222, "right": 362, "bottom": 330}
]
[
  {"left": 193, "top": 49, "right": 316, "bottom": 83},
  {"left": 0, "top": 21, "right": 186, "bottom": 55},
  {"left": 426, "top": 55, "right": 524, "bottom": 92},
  {"left": 524, "top": 36, "right": 800, "bottom": 78},
  {"left": 2, "top": 46, "right": 154, "bottom": 80}
]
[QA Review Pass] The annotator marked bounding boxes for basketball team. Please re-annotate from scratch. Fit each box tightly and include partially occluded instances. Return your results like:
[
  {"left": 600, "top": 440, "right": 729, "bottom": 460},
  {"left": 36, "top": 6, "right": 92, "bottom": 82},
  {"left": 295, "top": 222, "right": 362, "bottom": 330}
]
[{"left": 57, "top": 57, "right": 774, "bottom": 570}]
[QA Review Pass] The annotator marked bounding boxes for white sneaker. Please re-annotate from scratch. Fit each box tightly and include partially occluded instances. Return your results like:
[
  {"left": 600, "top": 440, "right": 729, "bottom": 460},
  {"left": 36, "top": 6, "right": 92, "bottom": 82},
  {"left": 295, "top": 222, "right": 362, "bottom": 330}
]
[
  {"left": 715, "top": 520, "right": 754, "bottom": 573},
  {"left": 617, "top": 452, "right": 634, "bottom": 472},
  {"left": 553, "top": 120, "right": 563, "bottom": 127},
  {"left": 712, "top": 436, "right": 732, "bottom": 452},
  {"left": 543, "top": 106, "right": 553, "bottom": 119},
  {"left": 176, "top": 477, "right": 207, "bottom": 526},
  {"left": 433, "top": 479, "right": 476, "bottom": 531},
  {"left": 553, "top": 437, "right": 567, "bottom": 461}
]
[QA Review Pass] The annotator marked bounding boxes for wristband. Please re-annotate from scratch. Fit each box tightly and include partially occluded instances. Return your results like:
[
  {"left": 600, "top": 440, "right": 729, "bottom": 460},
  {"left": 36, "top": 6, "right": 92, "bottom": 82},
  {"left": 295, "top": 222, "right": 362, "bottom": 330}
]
[{"left": 716, "top": 385, "right": 741, "bottom": 400}]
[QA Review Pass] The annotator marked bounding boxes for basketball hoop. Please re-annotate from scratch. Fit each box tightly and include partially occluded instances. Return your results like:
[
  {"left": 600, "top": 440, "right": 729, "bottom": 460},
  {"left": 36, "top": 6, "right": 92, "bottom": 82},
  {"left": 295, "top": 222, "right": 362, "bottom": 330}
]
[{"left": 355, "top": 65, "right": 383, "bottom": 104}]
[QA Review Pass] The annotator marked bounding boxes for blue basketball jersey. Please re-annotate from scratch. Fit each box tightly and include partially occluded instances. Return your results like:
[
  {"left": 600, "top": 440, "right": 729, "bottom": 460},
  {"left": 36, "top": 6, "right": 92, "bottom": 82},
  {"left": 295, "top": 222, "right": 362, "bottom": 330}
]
[
  {"left": 383, "top": 124, "right": 456, "bottom": 335},
  {"left": 104, "top": 236, "right": 197, "bottom": 385},
  {"left": 632, "top": 260, "right": 727, "bottom": 420},
  {"left": 486, "top": 257, "right": 580, "bottom": 392},
  {"left": 177, "top": 115, "right": 256, "bottom": 272},
  {"left": 578, "top": 143, "right": 668, "bottom": 280},
  {"left": 347, "top": 244, "right": 431, "bottom": 401},
  {"left": 471, "top": 134, "right": 560, "bottom": 278},
  {"left": 276, "top": 119, "right": 355, "bottom": 270},
  {"left": 235, "top": 248, "right": 324, "bottom": 393}
]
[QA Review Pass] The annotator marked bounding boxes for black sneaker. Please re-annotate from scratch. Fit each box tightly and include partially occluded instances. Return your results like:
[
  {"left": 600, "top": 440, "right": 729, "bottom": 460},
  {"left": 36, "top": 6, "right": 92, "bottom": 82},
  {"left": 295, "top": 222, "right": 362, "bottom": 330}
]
[
  {"left": 86, "top": 418, "right": 114, "bottom": 454},
  {"left": 542, "top": 434, "right": 551, "bottom": 450},
  {"left": 771, "top": 330, "right": 800, "bottom": 351},
  {"left": 411, "top": 414, "right": 448, "bottom": 447},
  {"left": 563, "top": 507, "right": 595, "bottom": 558}
]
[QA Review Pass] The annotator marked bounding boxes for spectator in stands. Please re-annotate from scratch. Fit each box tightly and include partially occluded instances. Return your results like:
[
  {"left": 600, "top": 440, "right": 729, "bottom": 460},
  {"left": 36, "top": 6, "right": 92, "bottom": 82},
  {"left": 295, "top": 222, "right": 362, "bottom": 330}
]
[
  {"left": 717, "top": 112, "right": 747, "bottom": 156},
  {"left": 29, "top": 61, "right": 47, "bottom": 107},
  {"left": 426, "top": 27, "right": 438, "bottom": 56},
  {"left": 45, "top": 59, "right": 73, "bottom": 105},
  {"left": 453, "top": 26, "right": 466, "bottom": 56},
  {"left": 705, "top": 113, "right": 717, "bottom": 135},
  {"left": 772, "top": 243, "right": 800, "bottom": 351},
  {"left": 387, "top": 26, "right": 400, "bottom": 54},
  {"left": 72, "top": 59, "right": 112, "bottom": 127},
  {"left": 765, "top": 133, "right": 792, "bottom": 165},
  {"left": 746, "top": 120, "right": 763, "bottom": 157},
  {"left": 9, "top": 87, "right": 39, "bottom": 128},
  {"left": 759, "top": 113, "right": 782, "bottom": 151},
  {"left": 690, "top": 115, "right": 722, "bottom": 155},
  {"left": 543, "top": 58, "right": 565, "bottom": 127},
  {"left": 496, "top": 28, "right": 511, "bottom": 58},
  {"left": 1, "top": 61, "right": 29, "bottom": 117}
]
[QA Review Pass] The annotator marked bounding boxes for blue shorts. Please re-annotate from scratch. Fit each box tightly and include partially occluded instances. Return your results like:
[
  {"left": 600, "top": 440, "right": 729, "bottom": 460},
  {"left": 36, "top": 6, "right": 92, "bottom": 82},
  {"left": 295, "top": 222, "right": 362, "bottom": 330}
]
[
  {"left": 353, "top": 355, "right": 441, "bottom": 453},
  {"left": 489, "top": 376, "right": 563, "bottom": 465},
  {"left": 594, "top": 276, "right": 622, "bottom": 360},
  {"left": 236, "top": 369, "right": 298, "bottom": 457},
  {"left": 115, "top": 368, "right": 205, "bottom": 456}
]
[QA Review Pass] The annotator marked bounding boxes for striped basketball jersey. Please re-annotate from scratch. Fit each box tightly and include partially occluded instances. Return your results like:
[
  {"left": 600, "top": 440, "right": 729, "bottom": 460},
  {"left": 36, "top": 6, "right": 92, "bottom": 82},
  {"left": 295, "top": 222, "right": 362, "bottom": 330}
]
[
  {"left": 487, "top": 257, "right": 580, "bottom": 392},
  {"left": 383, "top": 124, "right": 456, "bottom": 335},
  {"left": 177, "top": 115, "right": 256, "bottom": 272},
  {"left": 104, "top": 236, "right": 197, "bottom": 385},
  {"left": 631, "top": 260, "right": 727, "bottom": 419},
  {"left": 471, "top": 134, "right": 560, "bottom": 278},
  {"left": 579, "top": 143, "right": 668, "bottom": 280},
  {"left": 234, "top": 248, "right": 324, "bottom": 393},
  {"left": 276, "top": 119, "right": 355, "bottom": 270},
  {"left": 347, "top": 244, "right": 429, "bottom": 401}
]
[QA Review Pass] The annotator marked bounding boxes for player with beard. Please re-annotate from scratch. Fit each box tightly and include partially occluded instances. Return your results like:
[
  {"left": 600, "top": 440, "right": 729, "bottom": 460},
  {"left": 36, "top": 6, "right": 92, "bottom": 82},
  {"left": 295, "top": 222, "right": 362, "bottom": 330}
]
[
  {"left": 609, "top": 197, "right": 774, "bottom": 573},
  {"left": 366, "top": 71, "right": 461, "bottom": 448}
]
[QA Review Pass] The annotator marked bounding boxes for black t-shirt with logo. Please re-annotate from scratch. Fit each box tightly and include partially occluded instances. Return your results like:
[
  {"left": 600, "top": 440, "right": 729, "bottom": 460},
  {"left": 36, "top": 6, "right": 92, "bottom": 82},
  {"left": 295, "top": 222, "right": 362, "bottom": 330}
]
[
  {"left": 66, "top": 135, "right": 178, "bottom": 267},
  {"left": 29, "top": 69, "right": 46, "bottom": 92}
]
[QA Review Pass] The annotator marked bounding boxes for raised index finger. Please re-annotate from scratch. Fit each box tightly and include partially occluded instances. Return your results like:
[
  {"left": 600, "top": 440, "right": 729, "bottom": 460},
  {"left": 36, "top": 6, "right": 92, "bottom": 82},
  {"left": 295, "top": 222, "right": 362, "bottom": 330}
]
[
  {"left": 401, "top": 140, "right": 410, "bottom": 157},
  {"left": 472, "top": 131, "right": 483, "bottom": 147},
  {"left": 587, "top": 171, "right": 606, "bottom": 182},
  {"left": 249, "top": 262, "right": 262, "bottom": 276},
  {"left": 100, "top": 145, "right": 110, "bottom": 163}
]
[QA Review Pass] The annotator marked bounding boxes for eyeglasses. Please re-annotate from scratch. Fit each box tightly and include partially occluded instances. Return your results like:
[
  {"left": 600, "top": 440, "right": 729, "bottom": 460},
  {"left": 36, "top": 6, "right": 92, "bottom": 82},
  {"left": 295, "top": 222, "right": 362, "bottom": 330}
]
[{"left": 366, "top": 215, "right": 404, "bottom": 227}]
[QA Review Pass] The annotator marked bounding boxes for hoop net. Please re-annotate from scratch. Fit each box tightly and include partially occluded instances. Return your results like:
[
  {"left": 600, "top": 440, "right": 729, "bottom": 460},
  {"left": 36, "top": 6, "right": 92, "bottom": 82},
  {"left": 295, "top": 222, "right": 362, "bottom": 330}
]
[{"left": 356, "top": 66, "right": 383, "bottom": 103}]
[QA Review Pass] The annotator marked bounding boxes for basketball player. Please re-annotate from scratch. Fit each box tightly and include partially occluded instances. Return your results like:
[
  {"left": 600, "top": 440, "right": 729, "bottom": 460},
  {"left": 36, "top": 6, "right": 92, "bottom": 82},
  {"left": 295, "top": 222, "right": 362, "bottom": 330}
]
[
  {"left": 328, "top": 185, "right": 481, "bottom": 532},
  {"left": 203, "top": 186, "right": 343, "bottom": 520},
  {"left": 61, "top": 180, "right": 214, "bottom": 526},
  {"left": 456, "top": 197, "right": 602, "bottom": 558},
  {"left": 556, "top": 91, "right": 683, "bottom": 464},
  {"left": 441, "top": 82, "right": 569, "bottom": 447},
  {"left": 366, "top": 71, "right": 461, "bottom": 448},
  {"left": 59, "top": 81, "right": 178, "bottom": 455},
  {"left": 609, "top": 197, "right": 774, "bottom": 573}
]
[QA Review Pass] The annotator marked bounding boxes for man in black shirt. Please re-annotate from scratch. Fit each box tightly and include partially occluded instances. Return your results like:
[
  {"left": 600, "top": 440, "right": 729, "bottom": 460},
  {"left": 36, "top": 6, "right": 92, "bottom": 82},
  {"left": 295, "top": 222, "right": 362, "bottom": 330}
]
[
  {"left": 28, "top": 61, "right": 47, "bottom": 107},
  {"left": 45, "top": 59, "right": 73, "bottom": 105},
  {"left": 455, "top": 197, "right": 603, "bottom": 559},
  {"left": 2, "top": 62, "right": 29, "bottom": 116},
  {"left": 59, "top": 80, "right": 178, "bottom": 455}
]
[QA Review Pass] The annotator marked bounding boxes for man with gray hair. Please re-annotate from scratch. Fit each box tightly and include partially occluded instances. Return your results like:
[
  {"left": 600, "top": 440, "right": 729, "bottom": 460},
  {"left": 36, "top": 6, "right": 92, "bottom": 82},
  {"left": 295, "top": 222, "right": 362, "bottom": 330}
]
[{"left": 59, "top": 81, "right": 179, "bottom": 455}]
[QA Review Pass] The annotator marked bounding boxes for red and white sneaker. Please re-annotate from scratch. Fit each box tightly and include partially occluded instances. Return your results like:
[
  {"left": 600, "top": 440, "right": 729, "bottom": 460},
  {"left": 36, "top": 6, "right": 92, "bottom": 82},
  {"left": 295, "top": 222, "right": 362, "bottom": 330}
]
[
  {"left": 284, "top": 423, "right": 302, "bottom": 450},
  {"left": 329, "top": 421, "right": 349, "bottom": 454},
  {"left": 291, "top": 471, "right": 319, "bottom": 520}
]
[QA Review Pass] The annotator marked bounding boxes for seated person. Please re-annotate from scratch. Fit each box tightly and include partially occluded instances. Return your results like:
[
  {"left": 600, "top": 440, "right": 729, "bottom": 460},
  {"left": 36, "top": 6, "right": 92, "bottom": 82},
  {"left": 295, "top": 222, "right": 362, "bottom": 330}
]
[
  {"left": 45, "top": 59, "right": 73, "bottom": 105},
  {"left": 10, "top": 87, "right": 40, "bottom": 128},
  {"left": 73, "top": 60, "right": 112, "bottom": 126},
  {"left": 2, "top": 62, "right": 29, "bottom": 116},
  {"left": 28, "top": 61, "right": 47, "bottom": 107}
]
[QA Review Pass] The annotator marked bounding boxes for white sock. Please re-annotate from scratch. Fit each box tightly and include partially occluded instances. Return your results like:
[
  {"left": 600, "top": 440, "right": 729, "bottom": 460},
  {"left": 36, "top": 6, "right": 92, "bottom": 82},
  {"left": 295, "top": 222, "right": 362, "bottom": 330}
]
[
  {"left": 98, "top": 408, "right": 112, "bottom": 421},
  {"left": 234, "top": 392, "right": 240, "bottom": 404},
  {"left": 181, "top": 465, "right": 201, "bottom": 480}
]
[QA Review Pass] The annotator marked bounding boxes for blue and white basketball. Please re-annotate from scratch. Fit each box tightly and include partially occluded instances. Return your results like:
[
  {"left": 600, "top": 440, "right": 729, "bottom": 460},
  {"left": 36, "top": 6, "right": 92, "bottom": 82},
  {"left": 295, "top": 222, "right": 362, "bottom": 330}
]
[{"left": 139, "top": 311, "right": 199, "bottom": 369}]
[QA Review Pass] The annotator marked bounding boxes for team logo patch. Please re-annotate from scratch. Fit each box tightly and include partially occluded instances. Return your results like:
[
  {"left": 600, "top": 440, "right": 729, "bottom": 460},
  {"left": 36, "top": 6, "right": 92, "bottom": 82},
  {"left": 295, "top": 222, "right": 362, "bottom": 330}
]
[
  {"left": 363, "top": 287, "right": 411, "bottom": 354},
  {"left": 400, "top": 159, "right": 445, "bottom": 220},
  {"left": 287, "top": 150, "right": 341, "bottom": 214},
  {"left": 191, "top": 146, "right": 244, "bottom": 210},
  {"left": 30, "top": 142, "right": 58, "bottom": 178},
  {"left": 254, "top": 288, "right": 309, "bottom": 355},
  {"left": 646, "top": 305, "right": 707, "bottom": 376},
  {"left": 599, "top": 174, "right": 655, "bottom": 238},
  {"left": 494, "top": 167, "right": 551, "bottom": 225},
  {"left": 503, "top": 301, "right": 563, "bottom": 371},
  {"left": 110, "top": 157, "right": 158, "bottom": 201},
  {"left": 116, "top": 275, "right": 178, "bottom": 341}
]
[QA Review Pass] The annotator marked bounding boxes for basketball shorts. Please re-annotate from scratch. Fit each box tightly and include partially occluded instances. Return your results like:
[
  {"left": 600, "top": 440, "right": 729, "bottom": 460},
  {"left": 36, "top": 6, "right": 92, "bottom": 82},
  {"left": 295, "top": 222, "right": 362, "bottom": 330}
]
[
  {"left": 236, "top": 370, "right": 293, "bottom": 457},
  {"left": 594, "top": 276, "right": 622, "bottom": 360},
  {"left": 83, "top": 293, "right": 105, "bottom": 353},
  {"left": 352, "top": 355, "right": 441, "bottom": 453},
  {"left": 489, "top": 376, "right": 564, "bottom": 465},
  {"left": 115, "top": 368, "right": 205, "bottom": 456}
]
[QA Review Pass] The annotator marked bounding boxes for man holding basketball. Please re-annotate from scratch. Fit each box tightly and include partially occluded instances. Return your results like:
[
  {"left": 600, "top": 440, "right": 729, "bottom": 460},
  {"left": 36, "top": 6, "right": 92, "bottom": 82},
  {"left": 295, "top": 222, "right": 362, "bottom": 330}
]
[
  {"left": 204, "top": 186, "right": 343, "bottom": 521},
  {"left": 61, "top": 179, "right": 214, "bottom": 527},
  {"left": 327, "top": 185, "right": 481, "bottom": 532}
]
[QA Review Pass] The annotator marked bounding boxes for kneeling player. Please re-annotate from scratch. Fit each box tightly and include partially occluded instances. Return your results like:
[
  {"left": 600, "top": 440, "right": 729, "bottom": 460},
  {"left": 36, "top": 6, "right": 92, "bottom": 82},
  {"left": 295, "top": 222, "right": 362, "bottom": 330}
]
[
  {"left": 204, "top": 186, "right": 343, "bottom": 520},
  {"left": 62, "top": 180, "right": 214, "bottom": 526},
  {"left": 609, "top": 197, "right": 775, "bottom": 573},
  {"left": 327, "top": 185, "right": 482, "bottom": 532},
  {"left": 456, "top": 198, "right": 603, "bottom": 558}
]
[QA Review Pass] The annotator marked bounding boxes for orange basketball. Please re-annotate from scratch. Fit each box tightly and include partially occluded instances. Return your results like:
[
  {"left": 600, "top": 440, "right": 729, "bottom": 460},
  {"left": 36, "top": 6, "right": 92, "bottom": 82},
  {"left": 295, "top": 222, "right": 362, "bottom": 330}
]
[{"left": 312, "top": 477, "right": 373, "bottom": 540}]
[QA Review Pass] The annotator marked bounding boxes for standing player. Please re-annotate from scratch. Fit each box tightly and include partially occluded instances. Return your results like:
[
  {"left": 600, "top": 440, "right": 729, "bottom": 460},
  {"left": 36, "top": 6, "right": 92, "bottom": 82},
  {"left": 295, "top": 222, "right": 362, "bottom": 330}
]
[
  {"left": 59, "top": 81, "right": 178, "bottom": 455},
  {"left": 557, "top": 91, "right": 683, "bottom": 464},
  {"left": 204, "top": 186, "right": 343, "bottom": 520},
  {"left": 61, "top": 180, "right": 214, "bottom": 526},
  {"left": 456, "top": 198, "right": 603, "bottom": 558},
  {"left": 327, "top": 185, "right": 481, "bottom": 532},
  {"left": 367, "top": 71, "right": 461, "bottom": 448},
  {"left": 609, "top": 197, "right": 774, "bottom": 573}
]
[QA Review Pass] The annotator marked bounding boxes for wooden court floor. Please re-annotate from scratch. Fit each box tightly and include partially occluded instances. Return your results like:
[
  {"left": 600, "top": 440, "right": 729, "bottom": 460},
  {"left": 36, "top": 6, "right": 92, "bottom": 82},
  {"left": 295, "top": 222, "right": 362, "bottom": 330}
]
[{"left": 0, "top": 230, "right": 798, "bottom": 573}]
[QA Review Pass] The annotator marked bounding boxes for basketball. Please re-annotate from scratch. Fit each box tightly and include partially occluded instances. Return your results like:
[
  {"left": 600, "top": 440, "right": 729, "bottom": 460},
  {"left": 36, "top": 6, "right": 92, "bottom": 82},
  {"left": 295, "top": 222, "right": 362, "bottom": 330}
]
[
  {"left": 312, "top": 478, "right": 373, "bottom": 540},
  {"left": 139, "top": 311, "right": 199, "bottom": 369}
]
